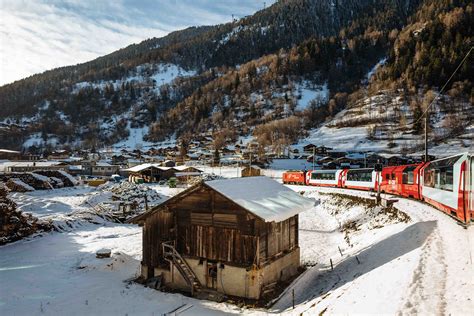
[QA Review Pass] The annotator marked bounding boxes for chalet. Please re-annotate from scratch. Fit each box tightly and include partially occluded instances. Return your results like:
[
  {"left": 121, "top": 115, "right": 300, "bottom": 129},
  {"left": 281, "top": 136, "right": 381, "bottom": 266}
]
[
  {"left": 0, "top": 149, "right": 21, "bottom": 161},
  {"left": 0, "top": 161, "right": 68, "bottom": 173},
  {"left": 303, "top": 144, "right": 317, "bottom": 153},
  {"left": 128, "top": 177, "right": 314, "bottom": 300},
  {"left": 91, "top": 162, "right": 120, "bottom": 177},
  {"left": 160, "top": 160, "right": 175, "bottom": 167},
  {"left": 327, "top": 150, "right": 347, "bottom": 159},
  {"left": 47, "top": 150, "right": 70, "bottom": 160},
  {"left": 241, "top": 165, "right": 261, "bottom": 177},
  {"left": 173, "top": 166, "right": 202, "bottom": 183},
  {"left": 315, "top": 145, "right": 332, "bottom": 155}
]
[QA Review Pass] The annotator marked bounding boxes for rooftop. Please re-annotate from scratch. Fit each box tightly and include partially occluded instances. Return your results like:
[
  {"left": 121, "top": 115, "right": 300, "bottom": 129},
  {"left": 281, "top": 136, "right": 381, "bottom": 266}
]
[{"left": 205, "top": 176, "right": 314, "bottom": 222}]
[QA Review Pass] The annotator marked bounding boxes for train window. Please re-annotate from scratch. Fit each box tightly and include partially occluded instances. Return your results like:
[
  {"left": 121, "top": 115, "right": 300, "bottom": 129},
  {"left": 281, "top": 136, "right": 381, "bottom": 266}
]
[
  {"left": 385, "top": 174, "right": 390, "bottom": 180},
  {"left": 347, "top": 169, "right": 373, "bottom": 182},
  {"left": 311, "top": 172, "right": 336, "bottom": 180},
  {"left": 423, "top": 155, "right": 461, "bottom": 191},
  {"left": 402, "top": 166, "right": 416, "bottom": 185}
]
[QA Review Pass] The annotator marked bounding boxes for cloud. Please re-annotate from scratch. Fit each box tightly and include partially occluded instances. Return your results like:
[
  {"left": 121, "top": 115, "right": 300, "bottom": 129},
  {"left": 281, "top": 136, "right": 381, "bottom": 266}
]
[{"left": 0, "top": 0, "right": 273, "bottom": 86}]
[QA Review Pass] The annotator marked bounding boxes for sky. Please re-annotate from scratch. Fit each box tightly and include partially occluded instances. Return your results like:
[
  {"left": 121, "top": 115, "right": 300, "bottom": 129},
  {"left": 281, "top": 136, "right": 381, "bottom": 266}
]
[{"left": 0, "top": 0, "right": 274, "bottom": 86}]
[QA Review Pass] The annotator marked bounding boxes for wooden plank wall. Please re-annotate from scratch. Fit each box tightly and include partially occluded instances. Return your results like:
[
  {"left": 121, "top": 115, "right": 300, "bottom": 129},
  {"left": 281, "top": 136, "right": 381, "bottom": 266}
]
[
  {"left": 143, "top": 184, "right": 299, "bottom": 270},
  {"left": 143, "top": 209, "right": 174, "bottom": 268},
  {"left": 173, "top": 186, "right": 259, "bottom": 265},
  {"left": 258, "top": 215, "right": 298, "bottom": 263}
]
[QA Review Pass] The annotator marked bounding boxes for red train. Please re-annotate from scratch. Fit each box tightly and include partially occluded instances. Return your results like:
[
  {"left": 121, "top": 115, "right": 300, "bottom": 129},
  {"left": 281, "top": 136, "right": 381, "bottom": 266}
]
[{"left": 283, "top": 153, "right": 473, "bottom": 224}]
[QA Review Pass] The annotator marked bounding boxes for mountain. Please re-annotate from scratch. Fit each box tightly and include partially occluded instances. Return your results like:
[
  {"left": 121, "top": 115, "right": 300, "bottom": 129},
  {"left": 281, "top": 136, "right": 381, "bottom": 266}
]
[{"left": 0, "top": 0, "right": 472, "bottom": 155}]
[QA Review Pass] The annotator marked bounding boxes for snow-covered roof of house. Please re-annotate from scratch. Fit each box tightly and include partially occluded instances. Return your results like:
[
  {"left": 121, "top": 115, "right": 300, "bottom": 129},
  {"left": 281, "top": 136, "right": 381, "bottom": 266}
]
[
  {"left": 95, "top": 162, "right": 112, "bottom": 167},
  {"left": 0, "top": 149, "right": 20, "bottom": 154},
  {"left": 126, "top": 163, "right": 161, "bottom": 172},
  {"left": 205, "top": 176, "right": 314, "bottom": 222},
  {"left": 0, "top": 161, "right": 63, "bottom": 171},
  {"left": 128, "top": 176, "right": 314, "bottom": 224},
  {"left": 243, "top": 165, "right": 261, "bottom": 169},
  {"left": 173, "top": 165, "right": 201, "bottom": 172}
]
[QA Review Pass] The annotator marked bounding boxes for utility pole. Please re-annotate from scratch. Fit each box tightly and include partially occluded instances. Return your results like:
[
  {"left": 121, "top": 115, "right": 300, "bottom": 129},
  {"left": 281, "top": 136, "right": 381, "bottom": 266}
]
[{"left": 424, "top": 111, "right": 428, "bottom": 162}]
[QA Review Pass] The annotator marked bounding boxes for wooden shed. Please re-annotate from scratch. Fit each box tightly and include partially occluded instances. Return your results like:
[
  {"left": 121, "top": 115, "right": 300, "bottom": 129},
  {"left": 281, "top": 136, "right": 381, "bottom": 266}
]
[
  {"left": 128, "top": 176, "right": 313, "bottom": 300},
  {"left": 241, "top": 165, "right": 261, "bottom": 177}
]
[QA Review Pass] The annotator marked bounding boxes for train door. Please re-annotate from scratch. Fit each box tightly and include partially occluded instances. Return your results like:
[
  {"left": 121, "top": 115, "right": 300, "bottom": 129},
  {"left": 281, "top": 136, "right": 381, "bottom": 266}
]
[
  {"left": 337, "top": 170, "right": 344, "bottom": 187},
  {"left": 391, "top": 171, "right": 397, "bottom": 193},
  {"left": 470, "top": 156, "right": 473, "bottom": 222}
]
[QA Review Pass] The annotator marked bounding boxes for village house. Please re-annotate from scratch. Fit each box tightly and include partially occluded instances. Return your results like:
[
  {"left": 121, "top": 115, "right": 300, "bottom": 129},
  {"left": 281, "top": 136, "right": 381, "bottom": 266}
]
[
  {"left": 0, "top": 149, "right": 22, "bottom": 161},
  {"left": 241, "top": 165, "right": 261, "bottom": 177},
  {"left": 91, "top": 162, "right": 120, "bottom": 177},
  {"left": 128, "top": 177, "right": 314, "bottom": 300},
  {"left": 0, "top": 161, "right": 69, "bottom": 173}
]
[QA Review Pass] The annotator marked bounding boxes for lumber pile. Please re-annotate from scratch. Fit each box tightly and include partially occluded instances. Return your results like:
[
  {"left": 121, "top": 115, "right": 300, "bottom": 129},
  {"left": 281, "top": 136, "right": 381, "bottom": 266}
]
[
  {"left": 0, "top": 172, "right": 54, "bottom": 190},
  {"left": 6, "top": 178, "right": 35, "bottom": 192},
  {"left": 35, "top": 170, "right": 77, "bottom": 187},
  {"left": 0, "top": 184, "right": 52, "bottom": 245},
  {"left": 0, "top": 172, "right": 64, "bottom": 192}
]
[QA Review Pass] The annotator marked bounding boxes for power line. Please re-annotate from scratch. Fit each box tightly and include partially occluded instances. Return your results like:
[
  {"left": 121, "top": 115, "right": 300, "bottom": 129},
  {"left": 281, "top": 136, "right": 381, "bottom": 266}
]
[{"left": 413, "top": 46, "right": 473, "bottom": 125}]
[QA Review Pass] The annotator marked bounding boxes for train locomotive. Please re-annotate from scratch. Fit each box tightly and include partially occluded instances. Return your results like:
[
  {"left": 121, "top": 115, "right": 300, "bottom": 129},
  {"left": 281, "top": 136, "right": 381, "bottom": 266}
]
[{"left": 282, "top": 153, "right": 473, "bottom": 224}]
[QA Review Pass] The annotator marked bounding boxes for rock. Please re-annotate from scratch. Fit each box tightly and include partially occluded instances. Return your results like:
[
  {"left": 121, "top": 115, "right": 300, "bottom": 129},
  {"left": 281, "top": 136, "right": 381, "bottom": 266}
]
[{"left": 96, "top": 248, "right": 112, "bottom": 258}]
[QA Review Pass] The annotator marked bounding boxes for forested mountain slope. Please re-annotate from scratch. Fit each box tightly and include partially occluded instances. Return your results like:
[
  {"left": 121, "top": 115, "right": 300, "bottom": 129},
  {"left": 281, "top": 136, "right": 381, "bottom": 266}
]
[{"left": 0, "top": 0, "right": 471, "bottom": 154}]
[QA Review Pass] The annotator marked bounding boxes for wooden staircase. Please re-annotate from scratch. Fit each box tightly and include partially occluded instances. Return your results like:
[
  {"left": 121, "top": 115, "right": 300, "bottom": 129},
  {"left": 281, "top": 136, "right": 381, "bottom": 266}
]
[{"left": 162, "top": 241, "right": 202, "bottom": 296}]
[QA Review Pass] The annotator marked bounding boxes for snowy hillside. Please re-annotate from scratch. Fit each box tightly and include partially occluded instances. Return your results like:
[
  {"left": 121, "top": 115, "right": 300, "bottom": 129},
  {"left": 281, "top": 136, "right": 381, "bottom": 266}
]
[{"left": 299, "top": 90, "right": 474, "bottom": 156}]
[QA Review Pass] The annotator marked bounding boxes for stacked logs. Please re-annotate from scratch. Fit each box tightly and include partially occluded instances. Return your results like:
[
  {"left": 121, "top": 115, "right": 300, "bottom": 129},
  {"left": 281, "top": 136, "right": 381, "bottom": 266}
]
[
  {"left": 0, "top": 173, "right": 53, "bottom": 191},
  {"left": 34, "top": 170, "right": 76, "bottom": 187},
  {"left": 5, "top": 178, "right": 35, "bottom": 192},
  {"left": 0, "top": 184, "right": 52, "bottom": 245}
]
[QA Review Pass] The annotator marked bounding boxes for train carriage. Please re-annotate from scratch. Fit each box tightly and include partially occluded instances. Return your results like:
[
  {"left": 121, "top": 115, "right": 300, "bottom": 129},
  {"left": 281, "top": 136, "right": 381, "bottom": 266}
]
[
  {"left": 307, "top": 169, "right": 343, "bottom": 187},
  {"left": 341, "top": 168, "right": 378, "bottom": 191},
  {"left": 420, "top": 153, "right": 472, "bottom": 223},
  {"left": 380, "top": 163, "right": 424, "bottom": 199},
  {"left": 282, "top": 170, "right": 306, "bottom": 185}
]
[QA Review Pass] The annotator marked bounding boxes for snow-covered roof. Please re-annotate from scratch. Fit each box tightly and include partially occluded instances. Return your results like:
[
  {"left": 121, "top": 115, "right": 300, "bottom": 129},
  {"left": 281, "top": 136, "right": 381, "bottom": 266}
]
[
  {"left": 173, "top": 165, "right": 201, "bottom": 172},
  {"left": 205, "top": 176, "right": 314, "bottom": 222},
  {"left": 0, "top": 161, "right": 63, "bottom": 171},
  {"left": 95, "top": 162, "right": 113, "bottom": 167},
  {"left": 126, "top": 163, "right": 161, "bottom": 172},
  {"left": 0, "top": 149, "right": 20, "bottom": 154}
]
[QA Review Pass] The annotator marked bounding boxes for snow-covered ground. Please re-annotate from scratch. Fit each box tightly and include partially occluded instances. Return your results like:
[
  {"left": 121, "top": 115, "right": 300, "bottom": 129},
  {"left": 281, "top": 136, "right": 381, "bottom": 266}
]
[
  {"left": 294, "top": 82, "right": 329, "bottom": 111},
  {"left": 1, "top": 180, "right": 472, "bottom": 315}
]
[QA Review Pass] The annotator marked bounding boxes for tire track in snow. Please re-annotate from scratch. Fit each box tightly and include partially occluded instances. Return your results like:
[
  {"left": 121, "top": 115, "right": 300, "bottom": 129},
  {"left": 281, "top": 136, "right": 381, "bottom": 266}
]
[{"left": 400, "top": 226, "right": 447, "bottom": 315}]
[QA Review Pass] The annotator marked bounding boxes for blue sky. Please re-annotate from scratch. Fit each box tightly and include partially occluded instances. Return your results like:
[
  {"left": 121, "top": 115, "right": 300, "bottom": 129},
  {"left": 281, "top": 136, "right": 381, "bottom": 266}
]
[{"left": 0, "top": 0, "right": 274, "bottom": 86}]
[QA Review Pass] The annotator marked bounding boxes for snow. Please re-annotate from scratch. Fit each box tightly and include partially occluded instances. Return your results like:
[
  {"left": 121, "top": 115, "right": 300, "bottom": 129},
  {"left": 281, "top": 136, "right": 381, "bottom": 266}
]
[
  {"left": 270, "top": 186, "right": 474, "bottom": 315},
  {"left": 205, "top": 176, "right": 315, "bottom": 222},
  {"left": 29, "top": 172, "right": 50, "bottom": 182},
  {"left": 295, "top": 82, "right": 329, "bottom": 111},
  {"left": 113, "top": 124, "right": 149, "bottom": 150},
  {"left": 366, "top": 57, "right": 387, "bottom": 82},
  {"left": 126, "top": 163, "right": 159, "bottom": 172},
  {"left": 10, "top": 178, "right": 35, "bottom": 191},
  {"left": 73, "top": 63, "right": 195, "bottom": 94},
  {"left": 1, "top": 177, "right": 473, "bottom": 315},
  {"left": 57, "top": 170, "right": 79, "bottom": 185}
]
